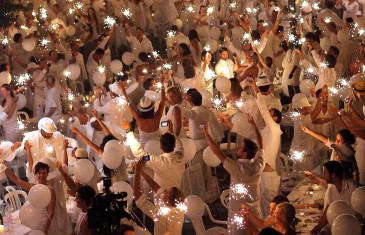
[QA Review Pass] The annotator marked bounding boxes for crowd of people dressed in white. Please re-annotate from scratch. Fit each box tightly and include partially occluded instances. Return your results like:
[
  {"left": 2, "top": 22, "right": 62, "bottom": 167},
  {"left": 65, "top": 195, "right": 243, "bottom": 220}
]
[{"left": 0, "top": 0, "right": 365, "bottom": 234}]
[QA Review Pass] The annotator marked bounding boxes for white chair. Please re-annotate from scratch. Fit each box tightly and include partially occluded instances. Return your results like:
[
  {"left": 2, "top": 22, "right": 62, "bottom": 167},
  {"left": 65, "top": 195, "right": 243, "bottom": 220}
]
[
  {"left": 5, "top": 186, "right": 16, "bottom": 192},
  {"left": 4, "top": 190, "right": 28, "bottom": 211},
  {"left": 17, "top": 111, "right": 29, "bottom": 121},
  {"left": 190, "top": 203, "right": 227, "bottom": 235},
  {"left": 278, "top": 152, "right": 292, "bottom": 177},
  {"left": 220, "top": 189, "right": 230, "bottom": 209}
]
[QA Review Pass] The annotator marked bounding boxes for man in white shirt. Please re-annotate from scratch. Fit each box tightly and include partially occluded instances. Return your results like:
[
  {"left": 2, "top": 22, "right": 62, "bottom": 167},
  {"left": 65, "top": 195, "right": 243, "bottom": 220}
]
[
  {"left": 127, "top": 127, "right": 184, "bottom": 190},
  {"left": 68, "top": 41, "right": 88, "bottom": 82},
  {"left": 311, "top": 161, "right": 358, "bottom": 234},
  {"left": 215, "top": 47, "right": 235, "bottom": 79},
  {"left": 203, "top": 121, "right": 264, "bottom": 235},
  {"left": 86, "top": 48, "right": 105, "bottom": 88},
  {"left": 125, "top": 23, "right": 153, "bottom": 64},
  {"left": 44, "top": 74, "right": 63, "bottom": 123}
]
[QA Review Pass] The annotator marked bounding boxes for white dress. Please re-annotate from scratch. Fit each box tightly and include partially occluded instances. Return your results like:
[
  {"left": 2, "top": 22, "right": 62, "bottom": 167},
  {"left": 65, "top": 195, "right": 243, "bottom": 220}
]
[
  {"left": 1, "top": 102, "right": 19, "bottom": 142},
  {"left": 165, "top": 104, "right": 186, "bottom": 138},
  {"left": 74, "top": 212, "right": 87, "bottom": 235}
]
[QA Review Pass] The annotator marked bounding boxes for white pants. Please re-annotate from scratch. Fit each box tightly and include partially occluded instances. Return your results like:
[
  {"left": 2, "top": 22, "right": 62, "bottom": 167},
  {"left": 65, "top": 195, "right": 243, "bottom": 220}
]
[
  {"left": 34, "top": 95, "right": 45, "bottom": 120},
  {"left": 260, "top": 171, "right": 281, "bottom": 218}
]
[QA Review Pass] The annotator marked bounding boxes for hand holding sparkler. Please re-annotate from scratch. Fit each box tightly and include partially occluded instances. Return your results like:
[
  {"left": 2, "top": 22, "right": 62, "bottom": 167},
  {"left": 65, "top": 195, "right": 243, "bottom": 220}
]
[
  {"left": 293, "top": 49, "right": 304, "bottom": 60},
  {"left": 11, "top": 142, "right": 22, "bottom": 152},
  {"left": 301, "top": 124, "right": 310, "bottom": 133},
  {"left": 24, "top": 140, "right": 32, "bottom": 150},
  {"left": 63, "top": 139, "right": 69, "bottom": 150}
]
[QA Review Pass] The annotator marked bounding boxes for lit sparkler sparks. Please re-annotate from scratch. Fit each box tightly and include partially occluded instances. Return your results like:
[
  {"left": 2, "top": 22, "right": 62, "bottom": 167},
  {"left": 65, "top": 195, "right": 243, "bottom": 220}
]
[
  {"left": 152, "top": 51, "right": 159, "bottom": 58},
  {"left": 17, "top": 120, "right": 26, "bottom": 130},
  {"left": 75, "top": 2, "right": 83, "bottom": 10},
  {"left": 162, "top": 63, "right": 172, "bottom": 70},
  {"left": 104, "top": 16, "right": 116, "bottom": 28},
  {"left": 235, "top": 100, "right": 243, "bottom": 108},
  {"left": 324, "top": 17, "right": 331, "bottom": 23},
  {"left": 204, "top": 45, "right": 211, "bottom": 52},
  {"left": 16, "top": 73, "right": 31, "bottom": 87},
  {"left": 231, "top": 184, "right": 253, "bottom": 200},
  {"left": 97, "top": 65, "right": 106, "bottom": 73},
  {"left": 328, "top": 86, "right": 339, "bottom": 95},
  {"left": 229, "top": 2, "right": 237, "bottom": 9},
  {"left": 122, "top": 8, "right": 132, "bottom": 19},
  {"left": 45, "top": 145, "right": 54, "bottom": 153},
  {"left": 68, "top": 93, "right": 75, "bottom": 101},
  {"left": 233, "top": 213, "right": 245, "bottom": 229},
  {"left": 290, "top": 150, "right": 305, "bottom": 162},
  {"left": 1, "top": 37, "right": 9, "bottom": 46},
  {"left": 155, "top": 82, "right": 163, "bottom": 90},
  {"left": 63, "top": 70, "right": 71, "bottom": 77},
  {"left": 207, "top": 6, "right": 214, "bottom": 15},
  {"left": 39, "top": 6, "right": 48, "bottom": 20},
  {"left": 40, "top": 38, "right": 50, "bottom": 47},
  {"left": 313, "top": 2, "right": 320, "bottom": 10},
  {"left": 204, "top": 69, "right": 216, "bottom": 81},
  {"left": 186, "top": 5, "right": 195, "bottom": 13},
  {"left": 167, "top": 30, "right": 175, "bottom": 38}
]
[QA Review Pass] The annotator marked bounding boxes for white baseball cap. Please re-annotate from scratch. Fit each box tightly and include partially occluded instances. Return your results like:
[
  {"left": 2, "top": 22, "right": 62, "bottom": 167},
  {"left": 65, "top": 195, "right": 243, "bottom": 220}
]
[{"left": 40, "top": 118, "right": 57, "bottom": 133}]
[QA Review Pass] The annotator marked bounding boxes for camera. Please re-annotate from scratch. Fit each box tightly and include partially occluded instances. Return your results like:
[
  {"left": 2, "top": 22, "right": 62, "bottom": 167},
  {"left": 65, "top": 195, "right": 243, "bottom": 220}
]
[
  {"left": 345, "top": 97, "right": 350, "bottom": 103},
  {"left": 143, "top": 154, "right": 150, "bottom": 162},
  {"left": 161, "top": 121, "right": 169, "bottom": 127},
  {"left": 200, "top": 123, "right": 205, "bottom": 129},
  {"left": 88, "top": 177, "right": 132, "bottom": 234}
]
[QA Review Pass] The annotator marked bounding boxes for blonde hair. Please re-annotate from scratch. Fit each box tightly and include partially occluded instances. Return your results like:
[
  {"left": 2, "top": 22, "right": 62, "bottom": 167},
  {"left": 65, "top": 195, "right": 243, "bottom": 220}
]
[{"left": 276, "top": 202, "right": 297, "bottom": 227}]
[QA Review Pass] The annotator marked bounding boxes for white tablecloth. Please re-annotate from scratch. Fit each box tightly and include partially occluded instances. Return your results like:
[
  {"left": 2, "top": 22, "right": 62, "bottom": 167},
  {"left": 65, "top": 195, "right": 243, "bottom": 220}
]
[{"left": 0, "top": 211, "right": 31, "bottom": 235}]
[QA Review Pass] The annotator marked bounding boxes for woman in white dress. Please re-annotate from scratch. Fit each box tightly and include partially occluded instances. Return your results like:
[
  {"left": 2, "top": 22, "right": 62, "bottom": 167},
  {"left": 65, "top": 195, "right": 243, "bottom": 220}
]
[
  {"left": 5, "top": 162, "right": 57, "bottom": 234},
  {"left": 73, "top": 185, "right": 96, "bottom": 235},
  {"left": 194, "top": 5, "right": 211, "bottom": 46},
  {"left": 0, "top": 84, "right": 19, "bottom": 142},
  {"left": 188, "top": 30, "right": 203, "bottom": 66},
  {"left": 165, "top": 87, "right": 186, "bottom": 137}
]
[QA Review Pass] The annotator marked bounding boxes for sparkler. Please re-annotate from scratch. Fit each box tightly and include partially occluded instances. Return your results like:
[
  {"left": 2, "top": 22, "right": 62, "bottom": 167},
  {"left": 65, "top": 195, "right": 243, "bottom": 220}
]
[
  {"left": 45, "top": 145, "right": 54, "bottom": 153},
  {"left": 233, "top": 213, "right": 245, "bottom": 229},
  {"left": 75, "top": 2, "right": 83, "bottom": 10},
  {"left": 97, "top": 65, "right": 106, "bottom": 73},
  {"left": 212, "top": 96, "right": 223, "bottom": 109},
  {"left": 122, "top": 8, "right": 132, "bottom": 19},
  {"left": 40, "top": 38, "right": 50, "bottom": 47},
  {"left": 359, "top": 28, "right": 365, "bottom": 36},
  {"left": 162, "top": 63, "right": 172, "bottom": 70},
  {"left": 152, "top": 51, "right": 159, "bottom": 58},
  {"left": 39, "top": 6, "right": 48, "bottom": 20},
  {"left": 203, "top": 45, "right": 211, "bottom": 52},
  {"left": 68, "top": 93, "right": 75, "bottom": 101},
  {"left": 186, "top": 5, "right": 195, "bottom": 13},
  {"left": 207, "top": 6, "right": 214, "bottom": 15},
  {"left": 313, "top": 2, "right": 320, "bottom": 10},
  {"left": 324, "top": 17, "right": 331, "bottom": 23},
  {"left": 229, "top": 2, "right": 237, "bottom": 9},
  {"left": 167, "top": 30, "right": 175, "bottom": 38},
  {"left": 235, "top": 100, "right": 243, "bottom": 108},
  {"left": 63, "top": 70, "right": 71, "bottom": 77},
  {"left": 104, "top": 16, "right": 116, "bottom": 29},
  {"left": 68, "top": 8, "right": 75, "bottom": 15},
  {"left": 231, "top": 183, "right": 253, "bottom": 200},
  {"left": 15, "top": 73, "right": 31, "bottom": 87},
  {"left": 290, "top": 150, "right": 305, "bottom": 162},
  {"left": 1, "top": 37, "right": 9, "bottom": 46},
  {"left": 328, "top": 86, "right": 339, "bottom": 95},
  {"left": 16, "top": 120, "right": 25, "bottom": 130},
  {"left": 155, "top": 82, "right": 163, "bottom": 90},
  {"left": 204, "top": 69, "right": 216, "bottom": 81}
]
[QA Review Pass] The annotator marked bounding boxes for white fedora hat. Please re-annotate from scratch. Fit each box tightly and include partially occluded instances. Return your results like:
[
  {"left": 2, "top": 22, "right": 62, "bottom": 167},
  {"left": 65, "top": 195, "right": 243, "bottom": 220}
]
[{"left": 137, "top": 96, "right": 155, "bottom": 112}]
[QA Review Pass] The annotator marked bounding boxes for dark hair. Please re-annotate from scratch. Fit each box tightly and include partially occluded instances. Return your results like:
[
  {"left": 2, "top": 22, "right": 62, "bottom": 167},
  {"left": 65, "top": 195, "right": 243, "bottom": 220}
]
[
  {"left": 182, "top": 58, "right": 192, "bottom": 68},
  {"left": 258, "top": 227, "right": 282, "bottom": 235},
  {"left": 251, "top": 30, "right": 261, "bottom": 41},
  {"left": 188, "top": 30, "right": 200, "bottom": 41},
  {"left": 143, "top": 77, "right": 155, "bottom": 90},
  {"left": 189, "top": 91, "right": 202, "bottom": 106},
  {"left": 168, "top": 187, "right": 185, "bottom": 207},
  {"left": 265, "top": 57, "right": 273, "bottom": 67},
  {"left": 184, "top": 65, "right": 196, "bottom": 79},
  {"left": 95, "top": 48, "right": 105, "bottom": 56},
  {"left": 116, "top": 73, "right": 128, "bottom": 82},
  {"left": 329, "top": 46, "right": 340, "bottom": 56},
  {"left": 139, "top": 109, "right": 155, "bottom": 119},
  {"left": 1, "top": 84, "right": 15, "bottom": 100},
  {"left": 100, "top": 135, "right": 117, "bottom": 151},
  {"left": 325, "top": 54, "right": 336, "bottom": 68},
  {"left": 13, "top": 33, "right": 22, "bottom": 43},
  {"left": 34, "top": 162, "right": 50, "bottom": 174},
  {"left": 338, "top": 129, "right": 356, "bottom": 145},
  {"left": 120, "top": 224, "right": 134, "bottom": 234},
  {"left": 280, "top": 41, "right": 289, "bottom": 52},
  {"left": 171, "top": 25, "right": 178, "bottom": 31},
  {"left": 186, "top": 88, "right": 198, "bottom": 95},
  {"left": 179, "top": 43, "right": 191, "bottom": 56},
  {"left": 0, "top": 63, "right": 8, "bottom": 73},
  {"left": 166, "top": 86, "right": 183, "bottom": 102},
  {"left": 219, "top": 47, "right": 229, "bottom": 54},
  {"left": 258, "top": 85, "right": 270, "bottom": 92},
  {"left": 243, "top": 138, "right": 259, "bottom": 159},
  {"left": 276, "top": 25, "right": 284, "bottom": 35},
  {"left": 323, "top": 161, "right": 344, "bottom": 178},
  {"left": 199, "top": 5, "right": 206, "bottom": 10},
  {"left": 49, "top": 50, "right": 57, "bottom": 56},
  {"left": 136, "top": 27, "right": 143, "bottom": 32},
  {"left": 201, "top": 50, "right": 209, "bottom": 58},
  {"left": 271, "top": 195, "right": 289, "bottom": 204},
  {"left": 160, "top": 133, "right": 176, "bottom": 153},
  {"left": 138, "top": 52, "right": 149, "bottom": 62},
  {"left": 305, "top": 32, "right": 318, "bottom": 42},
  {"left": 346, "top": 17, "right": 354, "bottom": 23},
  {"left": 315, "top": 88, "right": 322, "bottom": 97},
  {"left": 229, "top": 78, "right": 243, "bottom": 98},
  {"left": 325, "top": 1, "right": 334, "bottom": 9},
  {"left": 271, "top": 108, "right": 282, "bottom": 123},
  {"left": 77, "top": 185, "right": 96, "bottom": 205}
]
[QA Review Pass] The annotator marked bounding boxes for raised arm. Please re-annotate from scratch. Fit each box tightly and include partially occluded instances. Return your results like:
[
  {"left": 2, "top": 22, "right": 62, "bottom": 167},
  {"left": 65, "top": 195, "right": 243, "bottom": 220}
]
[
  {"left": 120, "top": 82, "right": 140, "bottom": 121},
  {"left": 55, "top": 161, "right": 78, "bottom": 193},
  {"left": 154, "top": 75, "right": 166, "bottom": 118},
  {"left": 62, "top": 139, "right": 69, "bottom": 166},
  {"left": 301, "top": 125, "right": 328, "bottom": 143},
  {"left": 248, "top": 115, "right": 263, "bottom": 149},
  {"left": 90, "top": 109, "right": 113, "bottom": 136},
  {"left": 271, "top": 11, "right": 282, "bottom": 35},
  {"left": 24, "top": 140, "right": 34, "bottom": 173},
  {"left": 5, "top": 167, "right": 34, "bottom": 191},
  {"left": 136, "top": 160, "right": 160, "bottom": 194},
  {"left": 203, "top": 122, "right": 227, "bottom": 163},
  {"left": 70, "top": 126, "right": 103, "bottom": 155}
]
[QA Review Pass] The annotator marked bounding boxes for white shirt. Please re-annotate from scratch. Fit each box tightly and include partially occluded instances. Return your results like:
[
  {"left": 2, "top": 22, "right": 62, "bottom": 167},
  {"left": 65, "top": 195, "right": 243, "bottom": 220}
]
[
  {"left": 215, "top": 59, "right": 235, "bottom": 79},
  {"left": 44, "top": 86, "right": 62, "bottom": 122},
  {"left": 256, "top": 93, "right": 282, "bottom": 170},
  {"left": 126, "top": 35, "right": 153, "bottom": 63},
  {"left": 128, "top": 133, "right": 185, "bottom": 189},
  {"left": 290, "top": 114, "right": 314, "bottom": 153},
  {"left": 337, "top": 1, "right": 359, "bottom": 20},
  {"left": 93, "top": 98, "right": 133, "bottom": 125},
  {"left": 324, "top": 179, "right": 358, "bottom": 208}
]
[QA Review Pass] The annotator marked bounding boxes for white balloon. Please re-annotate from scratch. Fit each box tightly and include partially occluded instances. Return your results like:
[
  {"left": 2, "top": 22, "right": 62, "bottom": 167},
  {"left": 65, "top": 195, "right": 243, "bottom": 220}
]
[
  {"left": 28, "top": 184, "right": 51, "bottom": 209},
  {"left": 177, "top": 35, "right": 190, "bottom": 45},
  {"left": 299, "top": 79, "right": 315, "bottom": 97},
  {"left": 181, "top": 138, "right": 196, "bottom": 162},
  {"left": 93, "top": 71, "right": 106, "bottom": 87},
  {"left": 16, "top": 93, "right": 27, "bottom": 110},
  {"left": 110, "top": 181, "right": 134, "bottom": 205},
  {"left": 351, "top": 186, "right": 365, "bottom": 215},
  {"left": 28, "top": 230, "right": 46, "bottom": 235},
  {"left": 0, "top": 71, "right": 12, "bottom": 86},
  {"left": 337, "top": 30, "right": 350, "bottom": 43},
  {"left": 203, "top": 146, "right": 221, "bottom": 167},
  {"left": 74, "top": 159, "right": 95, "bottom": 184},
  {"left": 66, "top": 25, "right": 76, "bottom": 36},
  {"left": 19, "top": 204, "right": 42, "bottom": 229},
  {"left": 102, "top": 140, "right": 124, "bottom": 170},
  {"left": 232, "top": 26, "right": 244, "bottom": 37},
  {"left": 122, "top": 52, "right": 134, "bottom": 66},
  {"left": 204, "top": 39, "right": 218, "bottom": 53},
  {"left": 144, "top": 140, "right": 163, "bottom": 156},
  {"left": 22, "top": 39, "right": 35, "bottom": 52},
  {"left": 201, "top": 90, "right": 213, "bottom": 107},
  {"left": 173, "top": 18, "right": 183, "bottom": 30},
  {"left": 144, "top": 0, "right": 153, "bottom": 6},
  {"left": 332, "top": 214, "right": 361, "bottom": 235},
  {"left": 184, "top": 195, "right": 205, "bottom": 219},
  {"left": 216, "top": 76, "right": 231, "bottom": 93},
  {"left": 110, "top": 60, "right": 123, "bottom": 74},
  {"left": 66, "top": 64, "right": 81, "bottom": 80},
  {"left": 210, "top": 27, "right": 221, "bottom": 40},
  {"left": 326, "top": 200, "right": 355, "bottom": 225}
]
